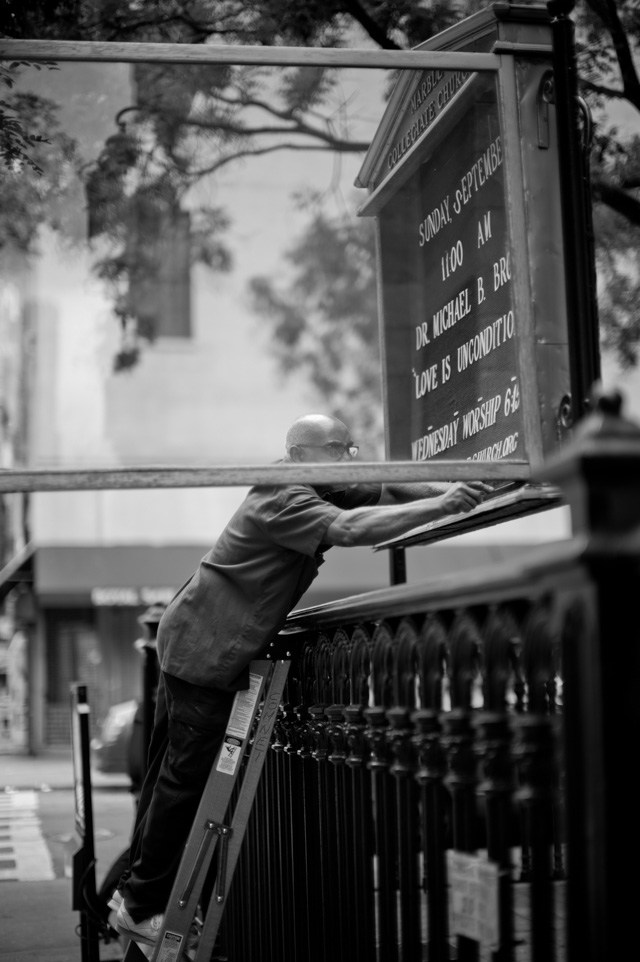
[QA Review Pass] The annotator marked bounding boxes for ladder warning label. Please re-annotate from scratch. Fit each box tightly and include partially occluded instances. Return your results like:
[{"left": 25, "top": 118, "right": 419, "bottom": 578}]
[
  {"left": 216, "top": 737, "right": 243, "bottom": 775},
  {"left": 156, "top": 930, "right": 183, "bottom": 962},
  {"left": 225, "top": 671, "right": 262, "bottom": 739}
]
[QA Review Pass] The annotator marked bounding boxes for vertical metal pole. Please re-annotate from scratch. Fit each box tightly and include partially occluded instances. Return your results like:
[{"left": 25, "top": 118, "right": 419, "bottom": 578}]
[
  {"left": 515, "top": 717, "right": 558, "bottom": 962},
  {"left": 389, "top": 547, "right": 407, "bottom": 586},
  {"left": 365, "top": 706, "right": 398, "bottom": 962},
  {"left": 443, "top": 710, "right": 479, "bottom": 962},
  {"left": 327, "top": 704, "right": 350, "bottom": 962},
  {"left": 540, "top": 395, "right": 640, "bottom": 962},
  {"left": 295, "top": 703, "right": 315, "bottom": 962},
  {"left": 344, "top": 704, "right": 376, "bottom": 962},
  {"left": 284, "top": 726, "right": 306, "bottom": 962},
  {"left": 388, "top": 706, "right": 422, "bottom": 961},
  {"left": 272, "top": 716, "right": 293, "bottom": 962},
  {"left": 310, "top": 704, "right": 331, "bottom": 961},
  {"left": 265, "top": 745, "right": 277, "bottom": 961},
  {"left": 413, "top": 710, "right": 449, "bottom": 962},
  {"left": 547, "top": 0, "right": 601, "bottom": 422},
  {"left": 476, "top": 713, "right": 516, "bottom": 962},
  {"left": 70, "top": 684, "right": 101, "bottom": 962},
  {"left": 137, "top": 604, "right": 162, "bottom": 782}
]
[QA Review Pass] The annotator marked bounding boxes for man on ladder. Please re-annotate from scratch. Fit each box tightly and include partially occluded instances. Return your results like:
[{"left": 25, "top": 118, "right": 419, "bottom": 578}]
[{"left": 112, "top": 413, "right": 488, "bottom": 955}]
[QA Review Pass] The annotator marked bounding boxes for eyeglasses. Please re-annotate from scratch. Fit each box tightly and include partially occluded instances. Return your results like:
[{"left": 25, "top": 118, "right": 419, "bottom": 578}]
[{"left": 297, "top": 441, "right": 359, "bottom": 460}]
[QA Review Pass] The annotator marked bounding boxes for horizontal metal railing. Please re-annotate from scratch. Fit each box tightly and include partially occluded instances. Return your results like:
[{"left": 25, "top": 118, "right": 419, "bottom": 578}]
[{"left": 217, "top": 538, "right": 587, "bottom": 962}]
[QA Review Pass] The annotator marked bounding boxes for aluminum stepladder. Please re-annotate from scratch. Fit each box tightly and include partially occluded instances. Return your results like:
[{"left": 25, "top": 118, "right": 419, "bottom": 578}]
[{"left": 122, "top": 657, "right": 290, "bottom": 962}]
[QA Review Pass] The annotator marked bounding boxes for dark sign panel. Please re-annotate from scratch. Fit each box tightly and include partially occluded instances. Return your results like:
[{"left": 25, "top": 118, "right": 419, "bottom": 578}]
[
  {"left": 356, "top": 6, "right": 583, "bottom": 487},
  {"left": 378, "top": 75, "right": 525, "bottom": 463}
]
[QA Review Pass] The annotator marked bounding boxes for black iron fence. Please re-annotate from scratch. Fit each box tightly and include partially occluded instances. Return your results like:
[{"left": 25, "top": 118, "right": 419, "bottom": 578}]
[{"left": 218, "top": 392, "right": 640, "bottom": 962}]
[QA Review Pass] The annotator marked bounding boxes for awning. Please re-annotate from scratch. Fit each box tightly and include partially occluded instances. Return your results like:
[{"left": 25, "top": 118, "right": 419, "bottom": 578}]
[
  {"left": 34, "top": 544, "right": 209, "bottom": 606},
  {"left": 25, "top": 541, "right": 543, "bottom": 609}
]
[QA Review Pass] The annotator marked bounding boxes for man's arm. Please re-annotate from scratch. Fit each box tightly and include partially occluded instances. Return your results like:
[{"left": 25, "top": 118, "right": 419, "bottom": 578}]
[
  {"left": 378, "top": 481, "right": 452, "bottom": 505},
  {"left": 324, "top": 482, "right": 491, "bottom": 547}
]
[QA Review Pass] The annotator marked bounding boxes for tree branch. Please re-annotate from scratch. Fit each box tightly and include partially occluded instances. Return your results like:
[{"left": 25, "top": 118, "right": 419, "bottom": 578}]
[
  {"left": 128, "top": 87, "right": 370, "bottom": 153},
  {"left": 592, "top": 176, "right": 640, "bottom": 226},
  {"left": 86, "top": 5, "right": 242, "bottom": 44},
  {"left": 186, "top": 140, "right": 361, "bottom": 178},
  {"left": 202, "top": 90, "right": 303, "bottom": 124},
  {"left": 342, "top": 0, "right": 403, "bottom": 50},
  {"left": 181, "top": 113, "right": 369, "bottom": 152},
  {"left": 584, "top": 0, "right": 640, "bottom": 110},
  {"left": 580, "top": 77, "right": 629, "bottom": 101}
]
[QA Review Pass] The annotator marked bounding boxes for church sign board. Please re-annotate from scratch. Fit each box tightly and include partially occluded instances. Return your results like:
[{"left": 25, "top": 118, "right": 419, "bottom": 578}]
[{"left": 356, "top": 5, "right": 575, "bottom": 475}]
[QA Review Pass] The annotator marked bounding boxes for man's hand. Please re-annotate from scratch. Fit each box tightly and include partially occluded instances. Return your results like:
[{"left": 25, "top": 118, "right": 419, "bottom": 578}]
[
  {"left": 325, "top": 481, "right": 494, "bottom": 547},
  {"left": 437, "top": 481, "right": 492, "bottom": 515}
]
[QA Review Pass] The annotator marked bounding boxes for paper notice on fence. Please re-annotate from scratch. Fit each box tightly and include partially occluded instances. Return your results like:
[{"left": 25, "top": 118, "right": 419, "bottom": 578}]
[
  {"left": 447, "top": 850, "right": 500, "bottom": 950},
  {"left": 225, "top": 671, "right": 263, "bottom": 740}
]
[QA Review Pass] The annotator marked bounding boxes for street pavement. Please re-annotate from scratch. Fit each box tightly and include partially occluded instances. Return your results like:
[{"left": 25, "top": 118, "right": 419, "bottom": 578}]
[{"left": 1, "top": 748, "right": 134, "bottom": 962}]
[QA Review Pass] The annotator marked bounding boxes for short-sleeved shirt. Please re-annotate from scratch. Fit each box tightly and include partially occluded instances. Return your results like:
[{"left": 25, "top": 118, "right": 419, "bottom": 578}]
[{"left": 157, "top": 480, "right": 381, "bottom": 691}]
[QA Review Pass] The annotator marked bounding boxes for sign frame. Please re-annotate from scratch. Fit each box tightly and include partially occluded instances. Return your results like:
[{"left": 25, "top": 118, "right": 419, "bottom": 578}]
[
  {"left": 355, "top": 7, "right": 577, "bottom": 478},
  {"left": 0, "top": 2, "right": 597, "bottom": 504},
  {"left": 0, "top": 35, "right": 521, "bottom": 497}
]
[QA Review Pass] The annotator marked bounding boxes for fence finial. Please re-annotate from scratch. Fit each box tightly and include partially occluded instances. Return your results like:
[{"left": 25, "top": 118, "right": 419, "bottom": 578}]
[
  {"left": 547, "top": 0, "right": 576, "bottom": 19},
  {"left": 574, "top": 383, "right": 640, "bottom": 441},
  {"left": 541, "top": 382, "right": 640, "bottom": 534}
]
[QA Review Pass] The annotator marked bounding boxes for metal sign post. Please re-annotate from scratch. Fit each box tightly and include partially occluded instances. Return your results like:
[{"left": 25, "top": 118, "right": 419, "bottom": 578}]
[
  {"left": 547, "top": 0, "right": 601, "bottom": 423},
  {"left": 70, "top": 683, "right": 101, "bottom": 962}
]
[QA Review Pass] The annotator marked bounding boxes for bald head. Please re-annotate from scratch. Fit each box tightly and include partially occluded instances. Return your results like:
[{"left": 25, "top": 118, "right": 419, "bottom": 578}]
[{"left": 285, "top": 414, "right": 351, "bottom": 461}]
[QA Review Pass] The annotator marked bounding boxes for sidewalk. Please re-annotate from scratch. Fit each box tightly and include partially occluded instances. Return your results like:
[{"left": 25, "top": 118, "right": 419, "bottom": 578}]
[
  {"left": 1, "top": 880, "right": 123, "bottom": 962},
  {"left": 1, "top": 748, "right": 130, "bottom": 962},
  {"left": 1, "top": 746, "right": 131, "bottom": 792}
]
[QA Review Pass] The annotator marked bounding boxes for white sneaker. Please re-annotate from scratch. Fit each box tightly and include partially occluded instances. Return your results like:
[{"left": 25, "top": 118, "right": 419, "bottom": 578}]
[
  {"left": 107, "top": 889, "right": 123, "bottom": 913},
  {"left": 115, "top": 903, "right": 163, "bottom": 946}
]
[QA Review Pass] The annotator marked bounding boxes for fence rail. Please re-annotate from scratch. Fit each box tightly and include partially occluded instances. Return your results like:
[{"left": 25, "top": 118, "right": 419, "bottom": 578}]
[{"left": 216, "top": 391, "right": 640, "bottom": 962}]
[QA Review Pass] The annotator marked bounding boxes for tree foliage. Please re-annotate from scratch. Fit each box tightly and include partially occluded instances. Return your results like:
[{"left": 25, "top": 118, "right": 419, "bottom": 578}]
[
  {"left": 0, "top": 61, "right": 54, "bottom": 175},
  {"left": 1, "top": 0, "right": 640, "bottom": 400},
  {"left": 0, "top": 62, "right": 77, "bottom": 252},
  {"left": 250, "top": 198, "right": 383, "bottom": 454},
  {"left": 574, "top": 0, "right": 640, "bottom": 368},
  {"left": 1, "top": 1, "right": 464, "bottom": 49}
]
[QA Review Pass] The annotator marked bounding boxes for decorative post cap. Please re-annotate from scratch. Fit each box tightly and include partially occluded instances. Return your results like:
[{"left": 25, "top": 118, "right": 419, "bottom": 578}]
[
  {"left": 547, "top": 0, "right": 576, "bottom": 18},
  {"left": 540, "top": 383, "right": 640, "bottom": 534},
  {"left": 563, "top": 384, "right": 640, "bottom": 445}
]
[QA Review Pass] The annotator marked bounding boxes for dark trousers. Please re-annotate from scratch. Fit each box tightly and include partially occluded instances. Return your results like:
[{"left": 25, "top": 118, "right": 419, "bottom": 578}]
[{"left": 121, "top": 671, "right": 234, "bottom": 922}]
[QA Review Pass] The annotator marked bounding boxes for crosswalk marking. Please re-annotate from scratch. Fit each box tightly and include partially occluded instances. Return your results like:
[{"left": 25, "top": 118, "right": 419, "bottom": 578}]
[{"left": 0, "top": 790, "right": 55, "bottom": 881}]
